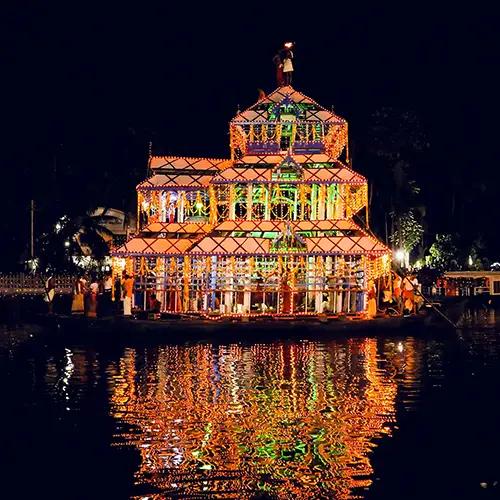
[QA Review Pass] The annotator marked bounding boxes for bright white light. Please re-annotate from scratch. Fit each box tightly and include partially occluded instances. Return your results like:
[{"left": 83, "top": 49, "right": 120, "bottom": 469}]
[
  {"left": 394, "top": 249, "right": 405, "bottom": 263},
  {"left": 64, "top": 240, "right": 70, "bottom": 247},
  {"left": 397, "top": 342, "right": 404, "bottom": 353},
  {"left": 468, "top": 255, "right": 473, "bottom": 266},
  {"left": 55, "top": 223, "right": 62, "bottom": 232}
]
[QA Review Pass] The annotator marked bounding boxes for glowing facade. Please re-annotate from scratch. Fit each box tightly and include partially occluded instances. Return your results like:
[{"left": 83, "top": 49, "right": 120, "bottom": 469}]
[{"left": 112, "top": 86, "right": 391, "bottom": 316}]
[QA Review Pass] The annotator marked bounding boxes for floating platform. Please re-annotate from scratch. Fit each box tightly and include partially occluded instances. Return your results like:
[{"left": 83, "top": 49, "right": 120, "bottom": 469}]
[{"left": 33, "top": 311, "right": 454, "bottom": 344}]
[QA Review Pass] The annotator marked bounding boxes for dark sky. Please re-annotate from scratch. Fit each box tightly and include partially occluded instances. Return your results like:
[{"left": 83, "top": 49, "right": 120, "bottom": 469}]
[{"left": 1, "top": 3, "right": 499, "bottom": 267}]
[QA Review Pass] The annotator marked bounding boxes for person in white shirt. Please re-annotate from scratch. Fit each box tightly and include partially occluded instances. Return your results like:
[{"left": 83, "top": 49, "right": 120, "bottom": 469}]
[
  {"left": 102, "top": 273, "right": 113, "bottom": 316},
  {"left": 281, "top": 42, "right": 294, "bottom": 85}
]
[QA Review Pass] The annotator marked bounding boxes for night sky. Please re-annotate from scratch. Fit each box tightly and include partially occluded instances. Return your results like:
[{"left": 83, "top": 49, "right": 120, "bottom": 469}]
[{"left": 2, "top": 3, "right": 499, "bottom": 268}]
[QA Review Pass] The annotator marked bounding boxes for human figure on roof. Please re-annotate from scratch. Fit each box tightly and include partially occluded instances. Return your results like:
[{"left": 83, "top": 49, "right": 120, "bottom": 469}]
[
  {"left": 272, "top": 50, "right": 284, "bottom": 86},
  {"left": 281, "top": 42, "right": 294, "bottom": 85}
]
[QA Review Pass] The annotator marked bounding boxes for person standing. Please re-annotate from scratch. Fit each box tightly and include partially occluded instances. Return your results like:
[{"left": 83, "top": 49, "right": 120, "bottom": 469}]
[
  {"left": 281, "top": 42, "right": 294, "bottom": 85},
  {"left": 392, "top": 272, "right": 402, "bottom": 313},
  {"left": 44, "top": 275, "right": 56, "bottom": 315},
  {"left": 402, "top": 275, "right": 415, "bottom": 315},
  {"left": 412, "top": 275, "right": 423, "bottom": 313},
  {"left": 102, "top": 273, "right": 113, "bottom": 316},
  {"left": 113, "top": 273, "right": 122, "bottom": 313},
  {"left": 86, "top": 276, "right": 99, "bottom": 318},
  {"left": 71, "top": 276, "right": 85, "bottom": 314},
  {"left": 367, "top": 280, "right": 377, "bottom": 319},
  {"left": 123, "top": 273, "right": 134, "bottom": 316},
  {"left": 273, "top": 51, "right": 284, "bottom": 86}
]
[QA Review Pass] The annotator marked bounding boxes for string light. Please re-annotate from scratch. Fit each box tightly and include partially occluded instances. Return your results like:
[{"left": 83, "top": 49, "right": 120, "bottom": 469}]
[{"left": 105, "top": 86, "right": 392, "bottom": 318}]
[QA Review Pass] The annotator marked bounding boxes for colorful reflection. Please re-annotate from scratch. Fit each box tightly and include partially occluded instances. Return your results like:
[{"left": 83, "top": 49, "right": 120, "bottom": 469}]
[{"left": 105, "top": 338, "right": 418, "bottom": 499}]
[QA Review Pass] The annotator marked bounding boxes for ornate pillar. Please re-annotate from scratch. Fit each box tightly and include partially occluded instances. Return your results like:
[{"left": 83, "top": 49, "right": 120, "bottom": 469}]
[
  {"left": 246, "top": 184, "right": 253, "bottom": 221},
  {"left": 311, "top": 185, "right": 317, "bottom": 220},
  {"left": 229, "top": 185, "right": 236, "bottom": 220},
  {"left": 137, "top": 191, "right": 144, "bottom": 230},
  {"left": 209, "top": 185, "right": 217, "bottom": 224},
  {"left": 183, "top": 256, "right": 190, "bottom": 312},
  {"left": 318, "top": 184, "right": 326, "bottom": 220},
  {"left": 326, "top": 185, "right": 334, "bottom": 220},
  {"left": 265, "top": 184, "right": 271, "bottom": 219},
  {"left": 335, "top": 185, "right": 345, "bottom": 219},
  {"left": 293, "top": 187, "right": 298, "bottom": 220},
  {"left": 315, "top": 256, "right": 324, "bottom": 313}
]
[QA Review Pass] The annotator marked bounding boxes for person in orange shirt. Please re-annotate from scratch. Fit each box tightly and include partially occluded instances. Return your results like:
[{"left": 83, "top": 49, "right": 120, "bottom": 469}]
[
  {"left": 367, "top": 280, "right": 377, "bottom": 319},
  {"left": 122, "top": 273, "right": 134, "bottom": 316},
  {"left": 392, "top": 271, "right": 402, "bottom": 313}
]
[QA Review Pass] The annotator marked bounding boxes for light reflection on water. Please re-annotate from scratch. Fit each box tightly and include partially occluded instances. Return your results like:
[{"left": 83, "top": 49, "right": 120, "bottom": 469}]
[
  {"left": 5, "top": 313, "right": 500, "bottom": 498},
  {"left": 103, "top": 338, "right": 419, "bottom": 499}
]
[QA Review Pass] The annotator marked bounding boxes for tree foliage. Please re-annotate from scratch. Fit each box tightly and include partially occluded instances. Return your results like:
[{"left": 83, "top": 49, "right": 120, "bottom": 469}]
[
  {"left": 37, "top": 211, "right": 117, "bottom": 272},
  {"left": 427, "top": 234, "right": 459, "bottom": 270},
  {"left": 389, "top": 209, "right": 424, "bottom": 252},
  {"left": 366, "top": 107, "right": 429, "bottom": 258}
]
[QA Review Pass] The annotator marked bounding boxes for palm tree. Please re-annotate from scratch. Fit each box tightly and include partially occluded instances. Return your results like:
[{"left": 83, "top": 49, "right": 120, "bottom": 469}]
[{"left": 38, "top": 210, "right": 119, "bottom": 272}]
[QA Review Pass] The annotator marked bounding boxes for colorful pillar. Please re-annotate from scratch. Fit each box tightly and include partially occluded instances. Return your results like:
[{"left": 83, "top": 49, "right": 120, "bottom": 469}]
[{"left": 246, "top": 184, "right": 253, "bottom": 221}]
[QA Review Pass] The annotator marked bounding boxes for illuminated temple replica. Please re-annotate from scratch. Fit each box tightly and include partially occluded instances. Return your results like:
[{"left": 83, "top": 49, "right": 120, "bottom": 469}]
[{"left": 112, "top": 86, "right": 391, "bottom": 316}]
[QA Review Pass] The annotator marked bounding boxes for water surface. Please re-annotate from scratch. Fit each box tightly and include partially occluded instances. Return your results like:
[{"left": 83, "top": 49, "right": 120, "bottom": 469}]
[{"left": 1, "top": 320, "right": 500, "bottom": 499}]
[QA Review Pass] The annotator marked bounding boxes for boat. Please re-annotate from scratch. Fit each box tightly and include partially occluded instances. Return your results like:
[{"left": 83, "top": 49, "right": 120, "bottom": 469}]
[{"left": 32, "top": 310, "right": 454, "bottom": 345}]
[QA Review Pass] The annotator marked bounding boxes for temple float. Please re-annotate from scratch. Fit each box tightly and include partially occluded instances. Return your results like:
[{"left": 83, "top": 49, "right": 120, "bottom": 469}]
[{"left": 110, "top": 85, "right": 393, "bottom": 320}]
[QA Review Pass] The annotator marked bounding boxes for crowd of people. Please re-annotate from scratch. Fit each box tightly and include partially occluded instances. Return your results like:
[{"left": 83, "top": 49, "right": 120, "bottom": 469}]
[
  {"left": 379, "top": 271, "right": 424, "bottom": 316},
  {"left": 70, "top": 273, "right": 114, "bottom": 317},
  {"left": 69, "top": 271, "right": 160, "bottom": 318},
  {"left": 58, "top": 269, "right": 423, "bottom": 319}
]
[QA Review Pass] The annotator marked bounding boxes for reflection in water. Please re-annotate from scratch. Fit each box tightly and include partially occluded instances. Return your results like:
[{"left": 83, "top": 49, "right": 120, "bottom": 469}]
[
  {"left": 106, "top": 339, "right": 419, "bottom": 499},
  {"left": 7, "top": 320, "right": 500, "bottom": 499}
]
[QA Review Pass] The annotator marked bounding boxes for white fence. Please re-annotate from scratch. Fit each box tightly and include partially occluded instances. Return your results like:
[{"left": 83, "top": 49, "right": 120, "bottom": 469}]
[{"left": 0, "top": 274, "right": 74, "bottom": 296}]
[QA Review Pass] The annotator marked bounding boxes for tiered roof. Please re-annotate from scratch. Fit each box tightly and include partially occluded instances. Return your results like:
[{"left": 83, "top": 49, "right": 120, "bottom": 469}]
[
  {"left": 139, "top": 156, "right": 232, "bottom": 191},
  {"left": 212, "top": 157, "right": 365, "bottom": 185},
  {"left": 138, "top": 173, "right": 214, "bottom": 190},
  {"left": 232, "top": 86, "right": 346, "bottom": 125},
  {"left": 149, "top": 156, "right": 231, "bottom": 171},
  {"left": 230, "top": 86, "right": 349, "bottom": 159},
  {"left": 113, "top": 219, "right": 389, "bottom": 257}
]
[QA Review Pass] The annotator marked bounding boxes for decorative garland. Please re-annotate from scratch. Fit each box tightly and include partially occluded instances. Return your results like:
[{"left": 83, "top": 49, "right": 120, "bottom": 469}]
[
  {"left": 209, "top": 186, "right": 217, "bottom": 224},
  {"left": 183, "top": 256, "right": 190, "bottom": 310}
]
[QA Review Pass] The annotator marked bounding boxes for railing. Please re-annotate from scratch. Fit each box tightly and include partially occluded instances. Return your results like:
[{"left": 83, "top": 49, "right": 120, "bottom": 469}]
[
  {"left": 422, "top": 285, "right": 490, "bottom": 297},
  {"left": 0, "top": 274, "right": 74, "bottom": 296}
]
